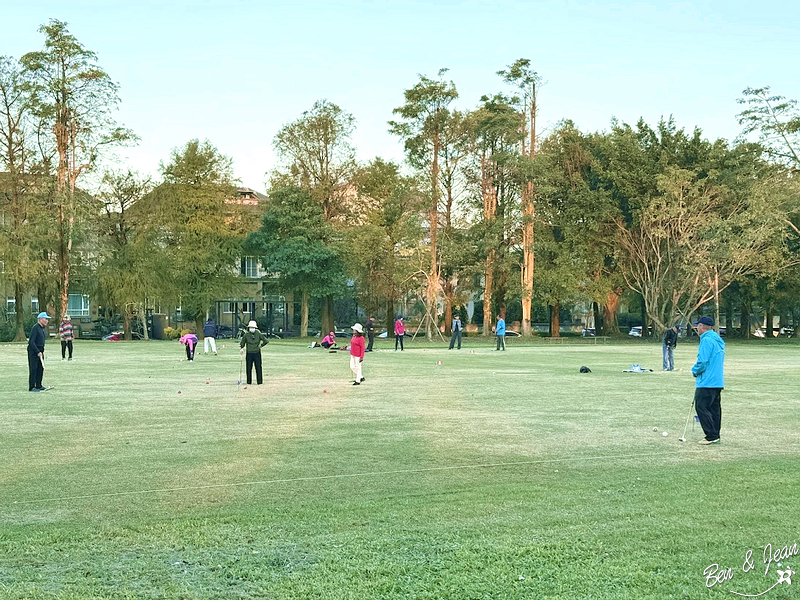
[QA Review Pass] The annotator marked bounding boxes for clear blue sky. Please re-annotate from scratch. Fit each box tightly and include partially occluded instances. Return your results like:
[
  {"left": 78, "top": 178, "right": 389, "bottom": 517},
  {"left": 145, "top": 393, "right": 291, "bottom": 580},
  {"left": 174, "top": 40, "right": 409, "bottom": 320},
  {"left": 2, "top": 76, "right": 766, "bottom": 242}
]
[{"left": 4, "top": 0, "right": 798, "bottom": 190}]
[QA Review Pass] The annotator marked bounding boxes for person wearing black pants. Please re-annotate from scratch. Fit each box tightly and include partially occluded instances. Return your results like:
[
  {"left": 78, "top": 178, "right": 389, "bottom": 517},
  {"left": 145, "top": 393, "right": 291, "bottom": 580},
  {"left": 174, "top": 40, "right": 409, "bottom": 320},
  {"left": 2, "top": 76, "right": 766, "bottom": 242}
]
[
  {"left": 365, "top": 316, "right": 376, "bottom": 352},
  {"left": 239, "top": 320, "right": 269, "bottom": 385},
  {"left": 27, "top": 312, "right": 50, "bottom": 391},
  {"left": 394, "top": 316, "right": 405, "bottom": 351},
  {"left": 691, "top": 316, "right": 725, "bottom": 445},
  {"left": 449, "top": 315, "right": 463, "bottom": 349}
]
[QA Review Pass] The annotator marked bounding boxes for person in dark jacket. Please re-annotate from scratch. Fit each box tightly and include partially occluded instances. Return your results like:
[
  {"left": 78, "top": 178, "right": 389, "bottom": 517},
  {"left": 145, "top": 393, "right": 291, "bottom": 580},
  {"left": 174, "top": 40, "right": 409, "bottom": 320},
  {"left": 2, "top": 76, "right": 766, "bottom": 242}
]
[
  {"left": 365, "top": 316, "right": 376, "bottom": 352},
  {"left": 28, "top": 312, "right": 50, "bottom": 391},
  {"left": 662, "top": 324, "right": 679, "bottom": 371},
  {"left": 239, "top": 320, "right": 269, "bottom": 385},
  {"left": 449, "top": 315, "right": 463, "bottom": 349},
  {"left": 203, "top": 318, "right": 218, "bottom": 355}
]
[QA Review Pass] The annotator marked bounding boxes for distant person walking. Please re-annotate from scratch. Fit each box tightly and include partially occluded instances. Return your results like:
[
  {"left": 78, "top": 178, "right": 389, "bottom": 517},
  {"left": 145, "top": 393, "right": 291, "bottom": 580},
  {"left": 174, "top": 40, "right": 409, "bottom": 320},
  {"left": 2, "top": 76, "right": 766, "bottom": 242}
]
[
  {"left": 203, "top": 318, "right": 218, "bottom": 355},
  {"left": 494, "top": 314, "right": 506, "bottom": 351},
  {"left": 662, "top": 323, "right": 679, "bottom": 371},
  {"left": 350, "top": 323, "right": 366, "bottom": 385},
  {"left": 27, "top": 312, "right": 50, "bottom": 391},
  {"left": 691, "top": 316, "right": 725, "bottom": 445},
  {"left": 179, "top": 331, "right": 199, "bottom": 362},
  {"left": 59, "top": 314, "right": 74, "bottom": 361},
  {"left": 394, "top": 316, "right": 405, "bottom": 351},
  {"left": 365, "top": 316, "right": 376, "bottom": 352},
  {"left": 449, "top": 315, "right": 463, "bottom": 350},
  {"left": 239, "top": 320, "right": 269, "bottom": 385}
]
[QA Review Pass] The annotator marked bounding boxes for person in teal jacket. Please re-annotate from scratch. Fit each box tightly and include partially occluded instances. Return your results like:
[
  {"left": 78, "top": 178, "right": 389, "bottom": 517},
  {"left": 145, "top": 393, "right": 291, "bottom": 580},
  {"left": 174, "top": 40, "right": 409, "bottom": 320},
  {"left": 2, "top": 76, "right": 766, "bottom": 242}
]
[
  {"left": 494, "top": 314, "right": 506, "bottom": 351},
  {"left": 691, "top": 316, "right": 725, "bottom": 445}
]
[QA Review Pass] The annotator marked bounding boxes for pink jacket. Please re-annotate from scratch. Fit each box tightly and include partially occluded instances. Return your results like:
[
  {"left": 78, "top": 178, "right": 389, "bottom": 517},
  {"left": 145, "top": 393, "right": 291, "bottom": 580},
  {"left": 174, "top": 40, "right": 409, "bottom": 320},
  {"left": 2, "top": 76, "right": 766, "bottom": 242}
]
[
  {"left": 394, "top": 319, "right": 405, "bottom": 335},
  {"left": 179, "top": 334, "right": 198, "bottom": 349}
]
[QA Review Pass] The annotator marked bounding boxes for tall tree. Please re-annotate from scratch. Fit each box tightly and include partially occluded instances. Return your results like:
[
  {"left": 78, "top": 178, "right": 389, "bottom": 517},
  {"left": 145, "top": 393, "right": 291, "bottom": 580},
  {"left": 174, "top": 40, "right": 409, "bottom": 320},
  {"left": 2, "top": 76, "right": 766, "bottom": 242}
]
[
  {"left": 20, "top": 20, "right": 135, "bottom": 318},
  {"left": 470, "top": 94, "right": 523, "bottom": 334},
  {"left": 272, "top": 99, "right": 357, "bottom": 334},
  {"left": 140, "top": 139, "right": 244, "bottom": 326},
  {"left": 737, "top": 87, "right": 800, "bottom": 170},
  {"left": 390, "top": 69, "right": 458, "bottom": 339},
  {"left": 347, "top": 158, "right": 423, "bottom": 333},
  {"left": 94, "top": 170, "right": 165, "bottom": 340},
  {"left": 244, "top": 185, "right": 346, "bottom": 337},
  {"left": 0, "top": 56, "right": 51, "bottom": 340},
  {"left": 499, "top": 58, "right": 542, "bottom": 337}
]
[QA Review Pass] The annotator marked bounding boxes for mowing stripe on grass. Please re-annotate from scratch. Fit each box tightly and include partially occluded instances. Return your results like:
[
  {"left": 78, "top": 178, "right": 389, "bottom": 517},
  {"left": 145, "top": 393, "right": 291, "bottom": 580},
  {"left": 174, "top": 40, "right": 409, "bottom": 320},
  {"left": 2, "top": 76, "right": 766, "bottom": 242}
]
[{"left": 7, "top": 448, "right": 717, "bottom": 505}]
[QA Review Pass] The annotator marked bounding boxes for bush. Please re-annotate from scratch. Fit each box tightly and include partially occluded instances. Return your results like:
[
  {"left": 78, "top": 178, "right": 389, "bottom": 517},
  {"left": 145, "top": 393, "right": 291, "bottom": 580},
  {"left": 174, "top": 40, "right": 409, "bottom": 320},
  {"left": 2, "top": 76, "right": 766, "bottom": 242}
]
[
  {"left": 162, "top": 326, "right": 182, "bottom": 340},
  {"left": 0, "top": 322, "right": 14, "bottom": 342}
]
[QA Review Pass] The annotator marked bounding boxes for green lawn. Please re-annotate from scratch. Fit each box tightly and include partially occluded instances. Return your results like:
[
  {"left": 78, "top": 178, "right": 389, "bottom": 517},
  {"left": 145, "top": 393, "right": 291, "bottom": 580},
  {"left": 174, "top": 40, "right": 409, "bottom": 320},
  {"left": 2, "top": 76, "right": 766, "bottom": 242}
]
[{"left": 1, "top": 335, "right": 799, "bottom": 599}]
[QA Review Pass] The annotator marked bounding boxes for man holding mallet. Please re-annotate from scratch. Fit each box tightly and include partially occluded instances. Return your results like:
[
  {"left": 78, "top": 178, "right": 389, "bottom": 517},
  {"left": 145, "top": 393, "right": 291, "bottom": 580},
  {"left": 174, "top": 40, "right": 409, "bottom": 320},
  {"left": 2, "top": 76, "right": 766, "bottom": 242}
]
[
  {"left": 691, "top": 316, "right": 725, "bottom": 445},
  {"left": 27, "top": 311, "right": 51, "bottom": 391}
]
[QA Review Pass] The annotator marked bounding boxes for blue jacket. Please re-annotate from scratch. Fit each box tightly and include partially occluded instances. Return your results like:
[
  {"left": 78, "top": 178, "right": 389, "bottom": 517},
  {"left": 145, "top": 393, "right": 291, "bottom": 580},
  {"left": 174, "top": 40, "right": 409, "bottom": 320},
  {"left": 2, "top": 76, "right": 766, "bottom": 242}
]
[
  {"left": 691, "top": 329, "right": 725, "bottom": 388},
  {"left": 495, "top": 318, "right": 506, "bottom": 336}
]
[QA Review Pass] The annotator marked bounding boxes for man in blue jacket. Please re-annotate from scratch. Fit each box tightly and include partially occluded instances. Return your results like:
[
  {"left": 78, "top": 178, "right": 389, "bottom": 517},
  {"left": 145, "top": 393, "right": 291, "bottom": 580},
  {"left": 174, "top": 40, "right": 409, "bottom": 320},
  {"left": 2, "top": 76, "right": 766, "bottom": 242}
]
[
  {"left": 691, "top": 316, "right": 725, "bottom": 445},
  {"left": 495, "top": 314, "right": 506, "bottom": 351}
]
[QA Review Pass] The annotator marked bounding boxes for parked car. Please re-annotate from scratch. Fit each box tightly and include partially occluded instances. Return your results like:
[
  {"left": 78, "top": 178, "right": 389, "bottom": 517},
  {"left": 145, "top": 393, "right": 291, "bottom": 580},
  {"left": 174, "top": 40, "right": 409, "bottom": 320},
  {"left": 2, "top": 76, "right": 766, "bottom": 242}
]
[
  {"left": 581, "top": 328, "right": 596, "bottom": 337},
  {"left": 102, "top": 331, "right": 143, "bottom": 341},
  {"left": 628, "top": 326, "right": 642, "bottom": 337},
  {"left": 216, "top": 324, "right": 235, "bottom": 339}
]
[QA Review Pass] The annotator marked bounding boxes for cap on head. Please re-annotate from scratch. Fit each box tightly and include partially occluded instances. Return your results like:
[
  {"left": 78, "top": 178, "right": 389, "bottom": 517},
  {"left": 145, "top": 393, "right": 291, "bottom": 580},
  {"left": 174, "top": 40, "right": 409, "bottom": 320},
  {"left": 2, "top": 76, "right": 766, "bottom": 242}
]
[
  {"left": 694, "top": 316, "right": 714, "bottom": 327},
  {"left": 352, "top": 323, "right": 364, "bottom": 333},
  {"left": 247, "top": 320, "right": 258, "bottom": 328},
  {"left": 37, "top": 312, "right": 51, "bottom": 320}
]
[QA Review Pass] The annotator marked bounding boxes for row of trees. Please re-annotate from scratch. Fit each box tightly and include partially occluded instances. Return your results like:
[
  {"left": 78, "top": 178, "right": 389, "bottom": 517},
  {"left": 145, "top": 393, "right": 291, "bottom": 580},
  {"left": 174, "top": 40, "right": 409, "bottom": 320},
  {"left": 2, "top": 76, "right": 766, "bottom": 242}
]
[{"left": 2, "top": 20, "right": 799, "bottom": 342}]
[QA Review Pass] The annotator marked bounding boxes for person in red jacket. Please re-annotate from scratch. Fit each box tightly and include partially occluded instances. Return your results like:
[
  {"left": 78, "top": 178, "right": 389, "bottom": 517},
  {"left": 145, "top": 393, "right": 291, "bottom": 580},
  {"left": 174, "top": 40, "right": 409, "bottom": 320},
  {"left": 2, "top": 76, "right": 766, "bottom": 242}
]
[{"left": 350, "top": 323, "right": 366, "bottom": 385}]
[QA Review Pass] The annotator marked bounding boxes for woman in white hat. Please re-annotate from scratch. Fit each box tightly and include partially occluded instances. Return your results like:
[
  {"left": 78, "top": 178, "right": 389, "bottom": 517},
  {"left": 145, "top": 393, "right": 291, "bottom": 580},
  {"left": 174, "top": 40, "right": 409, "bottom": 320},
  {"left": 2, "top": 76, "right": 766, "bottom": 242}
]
[
  {"left": 239, "top": 320, "right": 269, "bottom": 385},
  {"left": 350, "top": 323, "right": 366, "bottom": 385}
]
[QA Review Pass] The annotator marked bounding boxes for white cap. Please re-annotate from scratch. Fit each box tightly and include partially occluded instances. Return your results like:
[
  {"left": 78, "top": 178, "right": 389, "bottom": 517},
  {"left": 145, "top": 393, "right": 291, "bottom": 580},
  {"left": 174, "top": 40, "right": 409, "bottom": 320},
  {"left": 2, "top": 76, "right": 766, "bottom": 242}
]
[
  {"left": 352, "top": 323, "right": 363, "bottom": 333},
  {"left": 247, "top": 320, "right": 258, "bottom": 328}
]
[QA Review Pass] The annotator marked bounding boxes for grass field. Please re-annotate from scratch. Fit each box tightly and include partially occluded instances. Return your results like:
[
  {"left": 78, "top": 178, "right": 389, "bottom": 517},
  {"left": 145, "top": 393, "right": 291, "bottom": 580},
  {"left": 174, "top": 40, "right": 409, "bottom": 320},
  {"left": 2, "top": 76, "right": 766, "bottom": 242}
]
[{"left": 1, "top": 335, "right": 799, "bottom": 599}]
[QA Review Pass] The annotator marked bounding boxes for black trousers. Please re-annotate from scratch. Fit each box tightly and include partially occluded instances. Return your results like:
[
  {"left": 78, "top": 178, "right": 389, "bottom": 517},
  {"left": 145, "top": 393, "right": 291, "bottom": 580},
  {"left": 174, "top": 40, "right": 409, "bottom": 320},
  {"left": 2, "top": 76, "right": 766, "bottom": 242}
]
[
  {"left": 28, "top": 350, "right": 44, "bottom": 390},
  {"left": 395, "top": 334, "right": 404, "bottom": 350},
  {"left": 449, "top": 329, "right": 462, "bottom": 349},
  {"left": 246, "top": 351, "right": 263, "bottom": 384},
  {"left": 61, "top": 340, "right": 73, "bottom": 359},
  {"left": 695, "top": 387, "right": 722, "bottom": 441},
  {"left": 367, "top": 332, "right": 374, "bottom": 351},
  {"left": 185, "top": 343, "right": 195, "bottom": 361}
]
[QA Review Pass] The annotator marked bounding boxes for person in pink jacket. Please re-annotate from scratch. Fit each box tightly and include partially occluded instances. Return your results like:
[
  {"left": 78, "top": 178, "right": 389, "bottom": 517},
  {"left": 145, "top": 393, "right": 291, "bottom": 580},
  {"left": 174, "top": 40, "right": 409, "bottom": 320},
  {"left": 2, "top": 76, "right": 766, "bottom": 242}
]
[
  {"left": 350, "top": 323, "right": 366, "bottom": 385},
  {"left": 179, "top": 332, "right": 199, "bottom": 362},
  {"left": 394, "top": 316, "right": 405, "bottom": 351}
]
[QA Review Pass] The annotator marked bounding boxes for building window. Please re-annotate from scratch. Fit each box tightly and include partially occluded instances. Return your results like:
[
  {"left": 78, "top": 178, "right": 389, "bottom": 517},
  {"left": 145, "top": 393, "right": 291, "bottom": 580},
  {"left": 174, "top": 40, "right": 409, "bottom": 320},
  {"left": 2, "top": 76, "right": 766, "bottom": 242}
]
[
  {"left": 6, "top": 297, "right": 15, "bottom": 315},
  {"left": 31, "top": 297, "right": 39, "bottom": 314},
  {"left": 67, "top": 293, "right": 90, "bottom": 317},
  {"left": 240, "top": 256, "right": 261, "bottom": 278}
]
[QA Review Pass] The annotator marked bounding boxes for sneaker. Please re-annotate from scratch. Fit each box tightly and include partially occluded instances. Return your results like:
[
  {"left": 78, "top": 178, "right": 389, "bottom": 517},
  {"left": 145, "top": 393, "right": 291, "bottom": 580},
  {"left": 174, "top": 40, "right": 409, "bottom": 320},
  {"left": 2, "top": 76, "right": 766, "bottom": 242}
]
[
  {"left": 29, "top": 388, "right": 41, "bottom": 392},
  {"left": 698, "top": 438, "right": 720, "bottom": 445},
  {"left": 360, "top": 377, "right": 365, "bottom": 382},
  {"left": 353, "top": 381, "right": 361, "bottom": 386}
]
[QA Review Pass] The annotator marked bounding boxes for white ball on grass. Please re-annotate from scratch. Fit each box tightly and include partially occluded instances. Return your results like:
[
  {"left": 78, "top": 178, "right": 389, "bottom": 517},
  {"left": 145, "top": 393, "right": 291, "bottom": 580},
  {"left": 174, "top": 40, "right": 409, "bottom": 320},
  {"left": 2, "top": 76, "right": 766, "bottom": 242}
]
[{"left": 662, "top": 431, "right": 668, "bottom": 437}]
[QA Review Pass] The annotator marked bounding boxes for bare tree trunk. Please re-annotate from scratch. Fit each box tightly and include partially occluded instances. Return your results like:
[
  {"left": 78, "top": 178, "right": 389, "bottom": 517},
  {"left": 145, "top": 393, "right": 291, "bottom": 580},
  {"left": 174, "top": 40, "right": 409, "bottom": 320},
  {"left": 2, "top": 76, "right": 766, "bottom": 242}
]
[
  {"left": 386, "top": 297, "right": 395, "bottom": 335},
  {"left": 550, "top": 302, "right": 560, "bottom": 338},
  {"left": 520, "top": 182, "right": 534, "bottom": 337},
  {"left": 426, "top": 132, "right": 441, "bottom": 341},
  {"left": 483, "top": 251, "right": 495, "bottom": 336},
  {"left": 300, "top": 289, "right": 309, "bottom": 338},
  {"left": 13, "top": 282, "right": 26, "bottom": 342},
  {"left": 481, "top": 152, "right": 497, "bottom": 337},
  {"left": 603, "top": 289, "right": 621, "bottom": 334},
  {"left": 443, "top": 278, "right": 454, "bottom": 333}
]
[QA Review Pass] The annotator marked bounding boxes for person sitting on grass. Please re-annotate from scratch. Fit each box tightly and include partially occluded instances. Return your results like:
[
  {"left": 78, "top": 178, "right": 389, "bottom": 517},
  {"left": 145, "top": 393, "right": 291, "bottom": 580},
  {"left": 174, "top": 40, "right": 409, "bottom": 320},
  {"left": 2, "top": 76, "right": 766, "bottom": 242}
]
[
  {"left": 179, "top": 331, "right": 199, "bottom": 362},
  {"left": 321, "top": 331, "right": 338, "bottom": 349}
]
